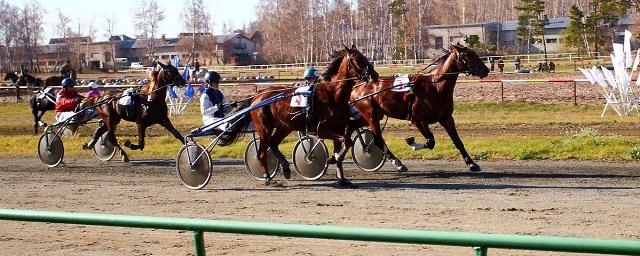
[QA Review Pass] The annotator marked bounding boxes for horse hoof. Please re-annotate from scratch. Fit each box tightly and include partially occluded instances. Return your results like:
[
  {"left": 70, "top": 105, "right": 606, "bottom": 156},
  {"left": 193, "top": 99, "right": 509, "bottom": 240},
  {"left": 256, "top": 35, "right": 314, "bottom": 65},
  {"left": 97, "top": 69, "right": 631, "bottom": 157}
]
[
  {"left": 425, "top": 139, "right": 435, "bottom": 150},
  {"left": 122, "top": 155, "right": 130, "bottom": 162},
  {"left": 283, "top": 168, "right": 291, "bottom": 179},
  {"left": 82, "top": 144, "right": 91, "bottom": 150},
  {"left": 123, "top": 140, "right": 132, "bottom": 148},
  {"left": 264, "top": 179, "right": 284, "bottom": 187},
  {"left": 404, "top": 136, "right": 415, "bottom": 145},
  {"left": 391, "top": 159, "right": 408, "bottom": 172},
  {"left": 469, "top": 163, "right": 481, "bottom": 172},
  {"left": 335, "top": 179, "right": 358, "bottom": 189}
]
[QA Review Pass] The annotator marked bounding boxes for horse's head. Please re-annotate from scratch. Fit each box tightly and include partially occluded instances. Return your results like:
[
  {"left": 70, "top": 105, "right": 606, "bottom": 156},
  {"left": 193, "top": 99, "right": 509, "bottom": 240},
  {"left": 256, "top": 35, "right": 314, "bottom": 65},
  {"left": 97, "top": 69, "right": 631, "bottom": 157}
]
[
  {"left": 4, "top": 72, "right": 18, "bottom": 82},
  {"left": 323, "top": 44, "right": 372, "bottom": 83},
  {"left": 450, "top": 43, "right": 490, "bottom": 78},
  {"left": 156, "top": 61, "right": 186, "bottom": 88}
]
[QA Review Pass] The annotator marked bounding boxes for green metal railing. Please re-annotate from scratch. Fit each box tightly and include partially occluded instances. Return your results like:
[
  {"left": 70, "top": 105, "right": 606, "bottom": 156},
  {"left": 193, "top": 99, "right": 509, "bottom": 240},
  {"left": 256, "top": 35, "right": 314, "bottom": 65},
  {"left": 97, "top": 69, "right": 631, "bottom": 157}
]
[{"left": 1, "top": 209, "right": 639, "bottom": 256}]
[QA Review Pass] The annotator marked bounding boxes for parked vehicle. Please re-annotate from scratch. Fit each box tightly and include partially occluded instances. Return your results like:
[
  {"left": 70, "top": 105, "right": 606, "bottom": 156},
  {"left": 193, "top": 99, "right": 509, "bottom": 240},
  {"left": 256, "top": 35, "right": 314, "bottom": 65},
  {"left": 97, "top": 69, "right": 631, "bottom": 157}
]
[{"left": 130, "top": 62, "right": 144, "bottom": 69}]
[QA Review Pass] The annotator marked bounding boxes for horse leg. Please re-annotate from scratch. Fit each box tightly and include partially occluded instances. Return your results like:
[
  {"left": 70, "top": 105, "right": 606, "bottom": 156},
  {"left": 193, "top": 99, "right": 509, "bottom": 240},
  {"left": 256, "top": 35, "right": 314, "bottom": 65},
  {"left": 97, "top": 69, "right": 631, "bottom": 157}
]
[
  {"left": 439, "top": 116, "right": 481, "bottom": 172},
  {"left": 328, "top": 118, "right": 364, "bottom": 165},
  {"left": 37, "top": 110, "right": 48, "bottom": 128},
  {"left": 158, "top": 119, "right": 186, "bottom": 144},
  {"left": 31, "top": 107, "right": 40, "bottom": 135},
  {"left": 269, "top": 128, "right": 291, "bottom": 179},
  {"left": 82, "top": 124, "right": 108, "bottom": 150},
  {"left": 15, "top": 85, "right": 21, "bottom": 101},
  {"left": 367, "top": 117, "right": 407, "bottom": 172},
  {"left": 124, "top": 124, "right": 147, "bottom": 151},
  {"left": 406, "top": 120, "right": 436, "bottom": 150},
  {"left": 104, "top": 117, "right": 129, "bottom": 162},
  {"left": 255, "top": 128, "right": 275, "bottom": 185},
  {"left": 321, "top": 131, "right": 356, "bottom": 188}
]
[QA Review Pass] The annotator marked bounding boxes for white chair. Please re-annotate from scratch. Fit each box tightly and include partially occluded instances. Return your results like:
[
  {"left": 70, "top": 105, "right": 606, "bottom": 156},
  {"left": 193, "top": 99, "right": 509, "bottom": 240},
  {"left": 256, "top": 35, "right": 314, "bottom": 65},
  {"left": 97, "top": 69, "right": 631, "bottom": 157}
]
[{"left": 591, "top": 67, "right": 623, "bottom": 116}]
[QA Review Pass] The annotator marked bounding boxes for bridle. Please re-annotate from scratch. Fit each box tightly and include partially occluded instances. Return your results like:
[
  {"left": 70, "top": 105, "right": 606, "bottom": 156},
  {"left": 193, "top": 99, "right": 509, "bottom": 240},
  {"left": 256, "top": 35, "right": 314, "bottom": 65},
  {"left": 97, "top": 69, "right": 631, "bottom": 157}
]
[
  {"left": 345, "top": 52, "right": 370, "bottom": 82},
  {"left": 150, "top": 65, "right": 185, "bottom": 93},
  {"left": 314, "top": 52, "right": 372, "bottom": 92}
]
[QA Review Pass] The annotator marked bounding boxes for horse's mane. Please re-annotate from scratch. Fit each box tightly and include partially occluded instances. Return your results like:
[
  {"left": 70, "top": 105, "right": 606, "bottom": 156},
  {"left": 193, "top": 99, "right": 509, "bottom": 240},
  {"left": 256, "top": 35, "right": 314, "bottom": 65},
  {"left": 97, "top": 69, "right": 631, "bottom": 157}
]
[
  {"left": 321, "top": 50, "right": 346, "bottom": 82},
  {"left": 427, "top": 49, "right": 452, "bottom": 73},
  {"left": 142, "top": 70, "right": 160, "bottom": 94}
]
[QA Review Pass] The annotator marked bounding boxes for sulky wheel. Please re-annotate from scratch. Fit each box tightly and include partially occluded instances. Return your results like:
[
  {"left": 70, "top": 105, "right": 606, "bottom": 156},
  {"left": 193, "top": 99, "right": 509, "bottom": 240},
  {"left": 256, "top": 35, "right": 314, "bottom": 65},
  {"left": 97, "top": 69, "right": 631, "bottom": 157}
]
[
  {"left": 37, "top": 132, "right": 64, "bottom": 167},
  {"left": 292, "top": 135, "right": 328, "bottom": 180},
  {"left": 352, "top": 129, "right": 386, "bottom": 172},
  {"left": 92, "top": 132, "right": 117, "bottom": 161},
  {"left": 176, "top": 143, "right": 212, "bottom": 190},
  {"left": 243, "top": 139, "right": 279, "bottom": 180}
]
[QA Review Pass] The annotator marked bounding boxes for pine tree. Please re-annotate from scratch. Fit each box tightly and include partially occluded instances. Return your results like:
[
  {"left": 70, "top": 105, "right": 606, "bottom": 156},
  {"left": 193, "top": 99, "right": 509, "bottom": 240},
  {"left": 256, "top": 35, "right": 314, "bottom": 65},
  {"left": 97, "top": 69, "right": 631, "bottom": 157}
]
[
  {"left": 515, "top": 0, "right": 546, "bottom": 54},
  {"left": 562, "top": 5, "right": 586, "bottom": 52},
  {"left": 585, "top": 0, "right": 630, "bottom": 52}
]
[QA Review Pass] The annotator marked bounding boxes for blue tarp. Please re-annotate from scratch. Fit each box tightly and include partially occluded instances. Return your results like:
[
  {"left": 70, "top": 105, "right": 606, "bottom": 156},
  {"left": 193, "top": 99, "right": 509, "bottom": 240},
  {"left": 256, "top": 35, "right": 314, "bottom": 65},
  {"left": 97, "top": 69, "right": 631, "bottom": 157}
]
[
  {"left": 168, "top": 87, "right": 179, "bottom": 99},
  {"left": 182, "top": 64, "right": 191, "bottom": 80},
  {"left": 184, "top": 84, "right": 195, "bottom": 98}
]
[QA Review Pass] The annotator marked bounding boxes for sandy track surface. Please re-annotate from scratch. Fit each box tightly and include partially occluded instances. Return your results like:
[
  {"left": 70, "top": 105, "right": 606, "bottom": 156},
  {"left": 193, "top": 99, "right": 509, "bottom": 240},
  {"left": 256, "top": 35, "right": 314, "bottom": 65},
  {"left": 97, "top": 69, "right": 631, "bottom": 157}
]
[{"left": 0, "top": 157, "right": 638, "bottom": 255}]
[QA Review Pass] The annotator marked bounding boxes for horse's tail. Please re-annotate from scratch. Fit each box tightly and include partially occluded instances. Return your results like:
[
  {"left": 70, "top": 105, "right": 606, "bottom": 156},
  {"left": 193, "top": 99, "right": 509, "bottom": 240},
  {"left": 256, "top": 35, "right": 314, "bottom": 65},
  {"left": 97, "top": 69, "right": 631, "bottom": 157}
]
[{"left": 217, "top": 100, "right": 253, "bottom": 146}]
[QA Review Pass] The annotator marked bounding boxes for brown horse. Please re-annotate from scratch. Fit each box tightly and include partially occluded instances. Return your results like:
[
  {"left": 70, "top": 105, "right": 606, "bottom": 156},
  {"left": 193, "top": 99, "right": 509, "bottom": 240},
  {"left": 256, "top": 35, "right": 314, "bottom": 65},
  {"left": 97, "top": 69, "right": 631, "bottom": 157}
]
[
  {"left": 5, "top": 72, "right": 45, "bottom": 101},
  {"left": 83, "top": 61, "right": 186, "bottom": 162},
  {"left": 223, "top": 45, "right": 373, "bottom": 187},
  {"left": 346, "top": 43, "right": 490, "bottom": 172},
  {"left": 44, "top": 69, "right": 77, "bottom": 88}
]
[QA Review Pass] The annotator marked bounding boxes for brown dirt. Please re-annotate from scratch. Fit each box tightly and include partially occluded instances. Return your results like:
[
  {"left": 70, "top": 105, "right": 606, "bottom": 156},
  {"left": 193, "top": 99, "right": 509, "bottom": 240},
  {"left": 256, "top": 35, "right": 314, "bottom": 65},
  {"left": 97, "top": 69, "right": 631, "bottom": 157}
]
[
  {"left": 0, "top": 157, "right": 638, "bottom": 256},
  {"left": 0, "top": 71, "right": 603, "bottom": 104}
]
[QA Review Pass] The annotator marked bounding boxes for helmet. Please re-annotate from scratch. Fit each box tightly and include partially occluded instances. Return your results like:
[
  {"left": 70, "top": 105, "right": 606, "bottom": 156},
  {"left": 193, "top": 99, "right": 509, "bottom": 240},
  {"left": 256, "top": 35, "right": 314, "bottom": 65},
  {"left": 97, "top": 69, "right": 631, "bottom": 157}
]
[
  {"left": 88, "top": 82, "right": 98, "bottom": 89},
  {"left": 61, "top": 78, "right": 76, "bottom": 88},
  {"left": 304, "top": 68, "right": 320, "bottom": 79},
  {"left": 204, "top": 71, "right": 221, "bottom": 84}
]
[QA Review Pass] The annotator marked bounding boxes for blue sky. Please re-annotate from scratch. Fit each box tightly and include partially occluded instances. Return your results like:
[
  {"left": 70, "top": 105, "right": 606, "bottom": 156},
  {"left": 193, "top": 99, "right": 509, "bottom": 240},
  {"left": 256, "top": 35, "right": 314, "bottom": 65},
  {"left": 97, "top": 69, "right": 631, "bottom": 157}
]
[{"left": 7, "top": 0, "right": 260, "bottom": 42}]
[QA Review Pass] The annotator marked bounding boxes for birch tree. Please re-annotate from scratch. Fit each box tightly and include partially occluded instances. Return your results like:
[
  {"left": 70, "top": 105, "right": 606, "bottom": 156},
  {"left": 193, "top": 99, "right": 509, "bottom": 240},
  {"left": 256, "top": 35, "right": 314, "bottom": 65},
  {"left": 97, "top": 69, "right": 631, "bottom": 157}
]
[{"left": 134, "top": 0, "right": 165, "bottom": 64}]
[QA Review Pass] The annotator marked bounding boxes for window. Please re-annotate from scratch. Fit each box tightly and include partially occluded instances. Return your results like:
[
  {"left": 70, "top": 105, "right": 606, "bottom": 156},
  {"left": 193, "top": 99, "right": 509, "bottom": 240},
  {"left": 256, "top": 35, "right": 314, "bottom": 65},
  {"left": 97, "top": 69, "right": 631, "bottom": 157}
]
[
  {"left": 434, "top": 37, "right": 443, "bottom": 49},
  {"left": 546, "top": 38, "right": 558, "bottom": 44},
  {"left": 104, "top": 52, "right": 112, "bottom": 62}
]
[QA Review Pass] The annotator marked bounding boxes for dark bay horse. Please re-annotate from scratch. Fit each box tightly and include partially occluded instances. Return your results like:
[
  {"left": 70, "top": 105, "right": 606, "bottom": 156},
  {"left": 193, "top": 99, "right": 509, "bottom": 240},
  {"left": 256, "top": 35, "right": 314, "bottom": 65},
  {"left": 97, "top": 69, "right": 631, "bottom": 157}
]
[
  {"left": 3, "top": 73, "right": 21, "bottom": 101},
  {"left": 4, "top": 73, "right": 45, "bottom": 101},
  {"left": 84, "top": 61, "right": 186, "bottom": 162},
  {"left": 29, "top": 88, "right": 56, "bottom": 134},
  {"left": 346, "top": 43, "right": 490, "bottom": 172},
  {"left": 44, "top": 69, "right": 77, "bottom": 88},
  {"left": 223, "top": 45, "right": 373, "bottom": 187}
]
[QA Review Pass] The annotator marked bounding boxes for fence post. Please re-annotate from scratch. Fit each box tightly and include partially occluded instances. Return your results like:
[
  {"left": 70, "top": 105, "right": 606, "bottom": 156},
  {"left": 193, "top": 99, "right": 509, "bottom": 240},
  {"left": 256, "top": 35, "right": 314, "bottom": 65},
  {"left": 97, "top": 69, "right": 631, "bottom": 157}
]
[
  {"left": 194, "top": 230, "right": 206, "bottom": 256},
  {"left": 474, "top": 246, "right": 488, "bottom": 256},
  {"left": 573, "top": 81, "right": 577, "bottom": 105},
  {"left": 500, "top": 81, "right": 504, "bottom": 102}
]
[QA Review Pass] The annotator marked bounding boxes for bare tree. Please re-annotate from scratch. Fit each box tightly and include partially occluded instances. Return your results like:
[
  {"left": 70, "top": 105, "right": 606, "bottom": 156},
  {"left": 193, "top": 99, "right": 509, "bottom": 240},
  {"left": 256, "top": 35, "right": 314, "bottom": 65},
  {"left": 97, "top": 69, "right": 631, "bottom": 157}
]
[
  {"left": 0, "top": 0, "right": 20, "bottom": 71},
  {"left": 15, "top": 0, "right": 44, "bottom": 72},
  {"left": 103, "top": 12, "right": 117, "bottom": 39},
  {"left": 181, "top": 0, "right": 212, "bottom": 63},
  {"left": 134, "top": 0, "right": 165, "bottom": 64},
  {"left": 55, "top": 10, "right": 71, "bottom": 38}
]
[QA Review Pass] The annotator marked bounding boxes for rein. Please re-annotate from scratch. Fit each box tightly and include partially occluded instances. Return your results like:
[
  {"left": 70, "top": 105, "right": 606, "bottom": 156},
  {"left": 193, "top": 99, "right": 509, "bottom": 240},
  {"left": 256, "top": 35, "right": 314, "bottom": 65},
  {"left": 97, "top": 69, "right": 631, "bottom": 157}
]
[{"left": 350, "top": 78, "right": 417, "bottom": 105}]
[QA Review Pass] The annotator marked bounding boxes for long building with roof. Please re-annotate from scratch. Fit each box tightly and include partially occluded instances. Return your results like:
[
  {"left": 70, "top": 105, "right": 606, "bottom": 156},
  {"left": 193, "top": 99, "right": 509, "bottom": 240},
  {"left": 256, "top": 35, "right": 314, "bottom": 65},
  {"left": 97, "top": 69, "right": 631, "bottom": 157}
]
[{"left": 423, "top": 14, "right": 636, "bottom": 56}]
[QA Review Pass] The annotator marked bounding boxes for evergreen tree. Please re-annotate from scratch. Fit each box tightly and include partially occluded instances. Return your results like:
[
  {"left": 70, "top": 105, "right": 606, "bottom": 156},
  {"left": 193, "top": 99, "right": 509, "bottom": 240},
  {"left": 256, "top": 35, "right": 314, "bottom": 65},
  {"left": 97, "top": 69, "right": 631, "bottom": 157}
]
[
  {"left": 562, "top": 5, "right": 586, "bottom": 52},
  {"left": 585, "top": 0, "right": 630, "bottom": 52},
  {"left": 515, "top": 0, "right": 545, "bottom": 54}
]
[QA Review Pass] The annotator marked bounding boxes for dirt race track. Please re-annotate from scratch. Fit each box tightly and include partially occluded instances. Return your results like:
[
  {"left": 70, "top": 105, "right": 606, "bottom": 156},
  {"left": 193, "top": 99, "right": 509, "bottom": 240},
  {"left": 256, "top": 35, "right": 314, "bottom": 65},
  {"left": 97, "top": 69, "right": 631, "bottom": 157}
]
[{"left": 0, "top": 157, "right": 639, "bottom": 256}]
